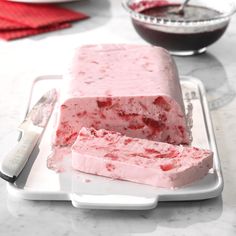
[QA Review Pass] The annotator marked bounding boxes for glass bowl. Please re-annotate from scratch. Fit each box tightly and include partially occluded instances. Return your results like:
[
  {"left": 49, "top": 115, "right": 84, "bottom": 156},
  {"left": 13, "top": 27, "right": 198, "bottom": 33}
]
[{"left": 122, "top": 0, "right": 236, "bottom": 56}]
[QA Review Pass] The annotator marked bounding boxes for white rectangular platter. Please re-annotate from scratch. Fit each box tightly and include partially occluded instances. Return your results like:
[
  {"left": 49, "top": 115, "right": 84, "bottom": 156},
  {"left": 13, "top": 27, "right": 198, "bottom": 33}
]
[{"left": 7, "top": 75, "right": 223, "bottom": 210}]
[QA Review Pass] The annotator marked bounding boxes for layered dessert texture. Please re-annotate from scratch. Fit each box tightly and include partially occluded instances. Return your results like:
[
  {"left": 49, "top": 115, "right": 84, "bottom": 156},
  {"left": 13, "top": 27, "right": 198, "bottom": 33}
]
[
  {"left": 53, "top": 44, "right": 190, "bottom": 147},
  {"left": 72, "top": 128, "right": 213, "bottom": 188}
]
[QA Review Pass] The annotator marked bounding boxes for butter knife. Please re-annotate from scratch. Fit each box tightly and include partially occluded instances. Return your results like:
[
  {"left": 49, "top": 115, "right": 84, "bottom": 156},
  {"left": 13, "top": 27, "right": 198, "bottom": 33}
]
[{"left": 0, "top": 89, "right": 57, "bottom": 183}]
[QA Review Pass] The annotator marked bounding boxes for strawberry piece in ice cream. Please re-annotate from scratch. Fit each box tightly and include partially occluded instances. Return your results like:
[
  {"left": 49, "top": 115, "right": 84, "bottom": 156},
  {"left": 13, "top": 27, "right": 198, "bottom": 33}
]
[{"left": 72, "top": 127, "right": 213, "bottom": 188}]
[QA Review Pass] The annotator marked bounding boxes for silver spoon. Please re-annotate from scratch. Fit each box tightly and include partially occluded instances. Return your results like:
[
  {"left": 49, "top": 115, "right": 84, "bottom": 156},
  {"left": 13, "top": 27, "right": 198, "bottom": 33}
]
[{"left": 169, "top": 0, "right": 191, "bottom": 15}]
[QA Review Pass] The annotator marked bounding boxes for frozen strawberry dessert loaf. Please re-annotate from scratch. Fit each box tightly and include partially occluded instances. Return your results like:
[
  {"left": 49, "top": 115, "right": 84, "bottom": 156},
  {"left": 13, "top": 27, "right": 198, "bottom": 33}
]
[
  {"left": 72, "top": 128, "right": 213, "bottom": 188},
  {"left": 54, "top": 44, "right": 189, "bottom": 146}
]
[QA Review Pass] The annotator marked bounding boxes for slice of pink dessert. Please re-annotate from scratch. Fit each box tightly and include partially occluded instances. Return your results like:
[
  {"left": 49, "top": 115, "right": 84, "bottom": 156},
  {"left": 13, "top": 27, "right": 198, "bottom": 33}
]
[
  {"left": 54, "top": 44, "right": 189, "bottom": 146},
  {"left": 72, "top": 128, "right": 213, "bottom": 188}
]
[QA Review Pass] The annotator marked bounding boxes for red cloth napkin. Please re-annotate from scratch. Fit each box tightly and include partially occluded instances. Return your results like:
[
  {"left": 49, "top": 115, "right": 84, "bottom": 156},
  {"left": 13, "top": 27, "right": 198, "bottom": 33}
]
[{"left": 0, "top": 1, "right": 89, "bottom": 41}]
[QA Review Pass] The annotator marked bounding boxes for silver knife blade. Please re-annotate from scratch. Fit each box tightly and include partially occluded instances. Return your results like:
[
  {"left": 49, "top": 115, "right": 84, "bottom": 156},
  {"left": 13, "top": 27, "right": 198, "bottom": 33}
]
[
  {"left": 21, "top": 89, "right": 57, "bottom": 128},
  {"left": 0, "top": 89, "right": 57, "bottom": 183}
]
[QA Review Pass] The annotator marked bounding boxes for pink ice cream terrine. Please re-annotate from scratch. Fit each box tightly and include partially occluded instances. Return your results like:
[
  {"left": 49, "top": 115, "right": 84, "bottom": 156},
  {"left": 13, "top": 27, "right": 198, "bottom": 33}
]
[
  {"left": 72, "top": 128, "right": 213, "bottom": 188},
  {"left": 53, "top": 44, "right": 190, "bottom": 146}
]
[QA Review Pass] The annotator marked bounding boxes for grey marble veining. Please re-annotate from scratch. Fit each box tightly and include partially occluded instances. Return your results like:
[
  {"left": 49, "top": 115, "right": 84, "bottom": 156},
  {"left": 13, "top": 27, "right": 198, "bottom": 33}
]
[{"left": 0, "top": 0, "right": 236, "bottom": 235}]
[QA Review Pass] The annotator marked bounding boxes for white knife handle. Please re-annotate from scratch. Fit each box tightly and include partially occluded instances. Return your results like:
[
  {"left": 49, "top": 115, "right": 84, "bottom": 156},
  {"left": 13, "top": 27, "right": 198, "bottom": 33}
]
[{"left": 0, "top": 129, "right": 40, "bottom": 182}]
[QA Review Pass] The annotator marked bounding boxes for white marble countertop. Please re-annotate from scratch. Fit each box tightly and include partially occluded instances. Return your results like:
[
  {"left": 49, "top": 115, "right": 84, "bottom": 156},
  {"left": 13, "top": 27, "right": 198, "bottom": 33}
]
[{"left": 0, "top": 0, "right": 236, "bottom": 235}]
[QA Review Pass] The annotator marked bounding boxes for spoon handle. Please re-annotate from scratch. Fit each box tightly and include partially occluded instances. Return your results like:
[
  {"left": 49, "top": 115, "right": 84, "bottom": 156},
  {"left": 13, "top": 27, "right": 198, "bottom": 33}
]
[
  {"left": 178, "top": 0, "right": 190, "bottom": 13},
  {"left": 179, "top": 0, "right": 191, "bottom": 11}
]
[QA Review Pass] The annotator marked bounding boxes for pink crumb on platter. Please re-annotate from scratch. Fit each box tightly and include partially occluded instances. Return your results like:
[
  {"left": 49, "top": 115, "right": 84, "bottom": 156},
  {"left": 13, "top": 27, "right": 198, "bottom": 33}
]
[
  {"left": 71, "top": 127, "right": 213, "bottom": 188},
  {"left": 47, "top": 146, "right": 72, "bottom": 173}
]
